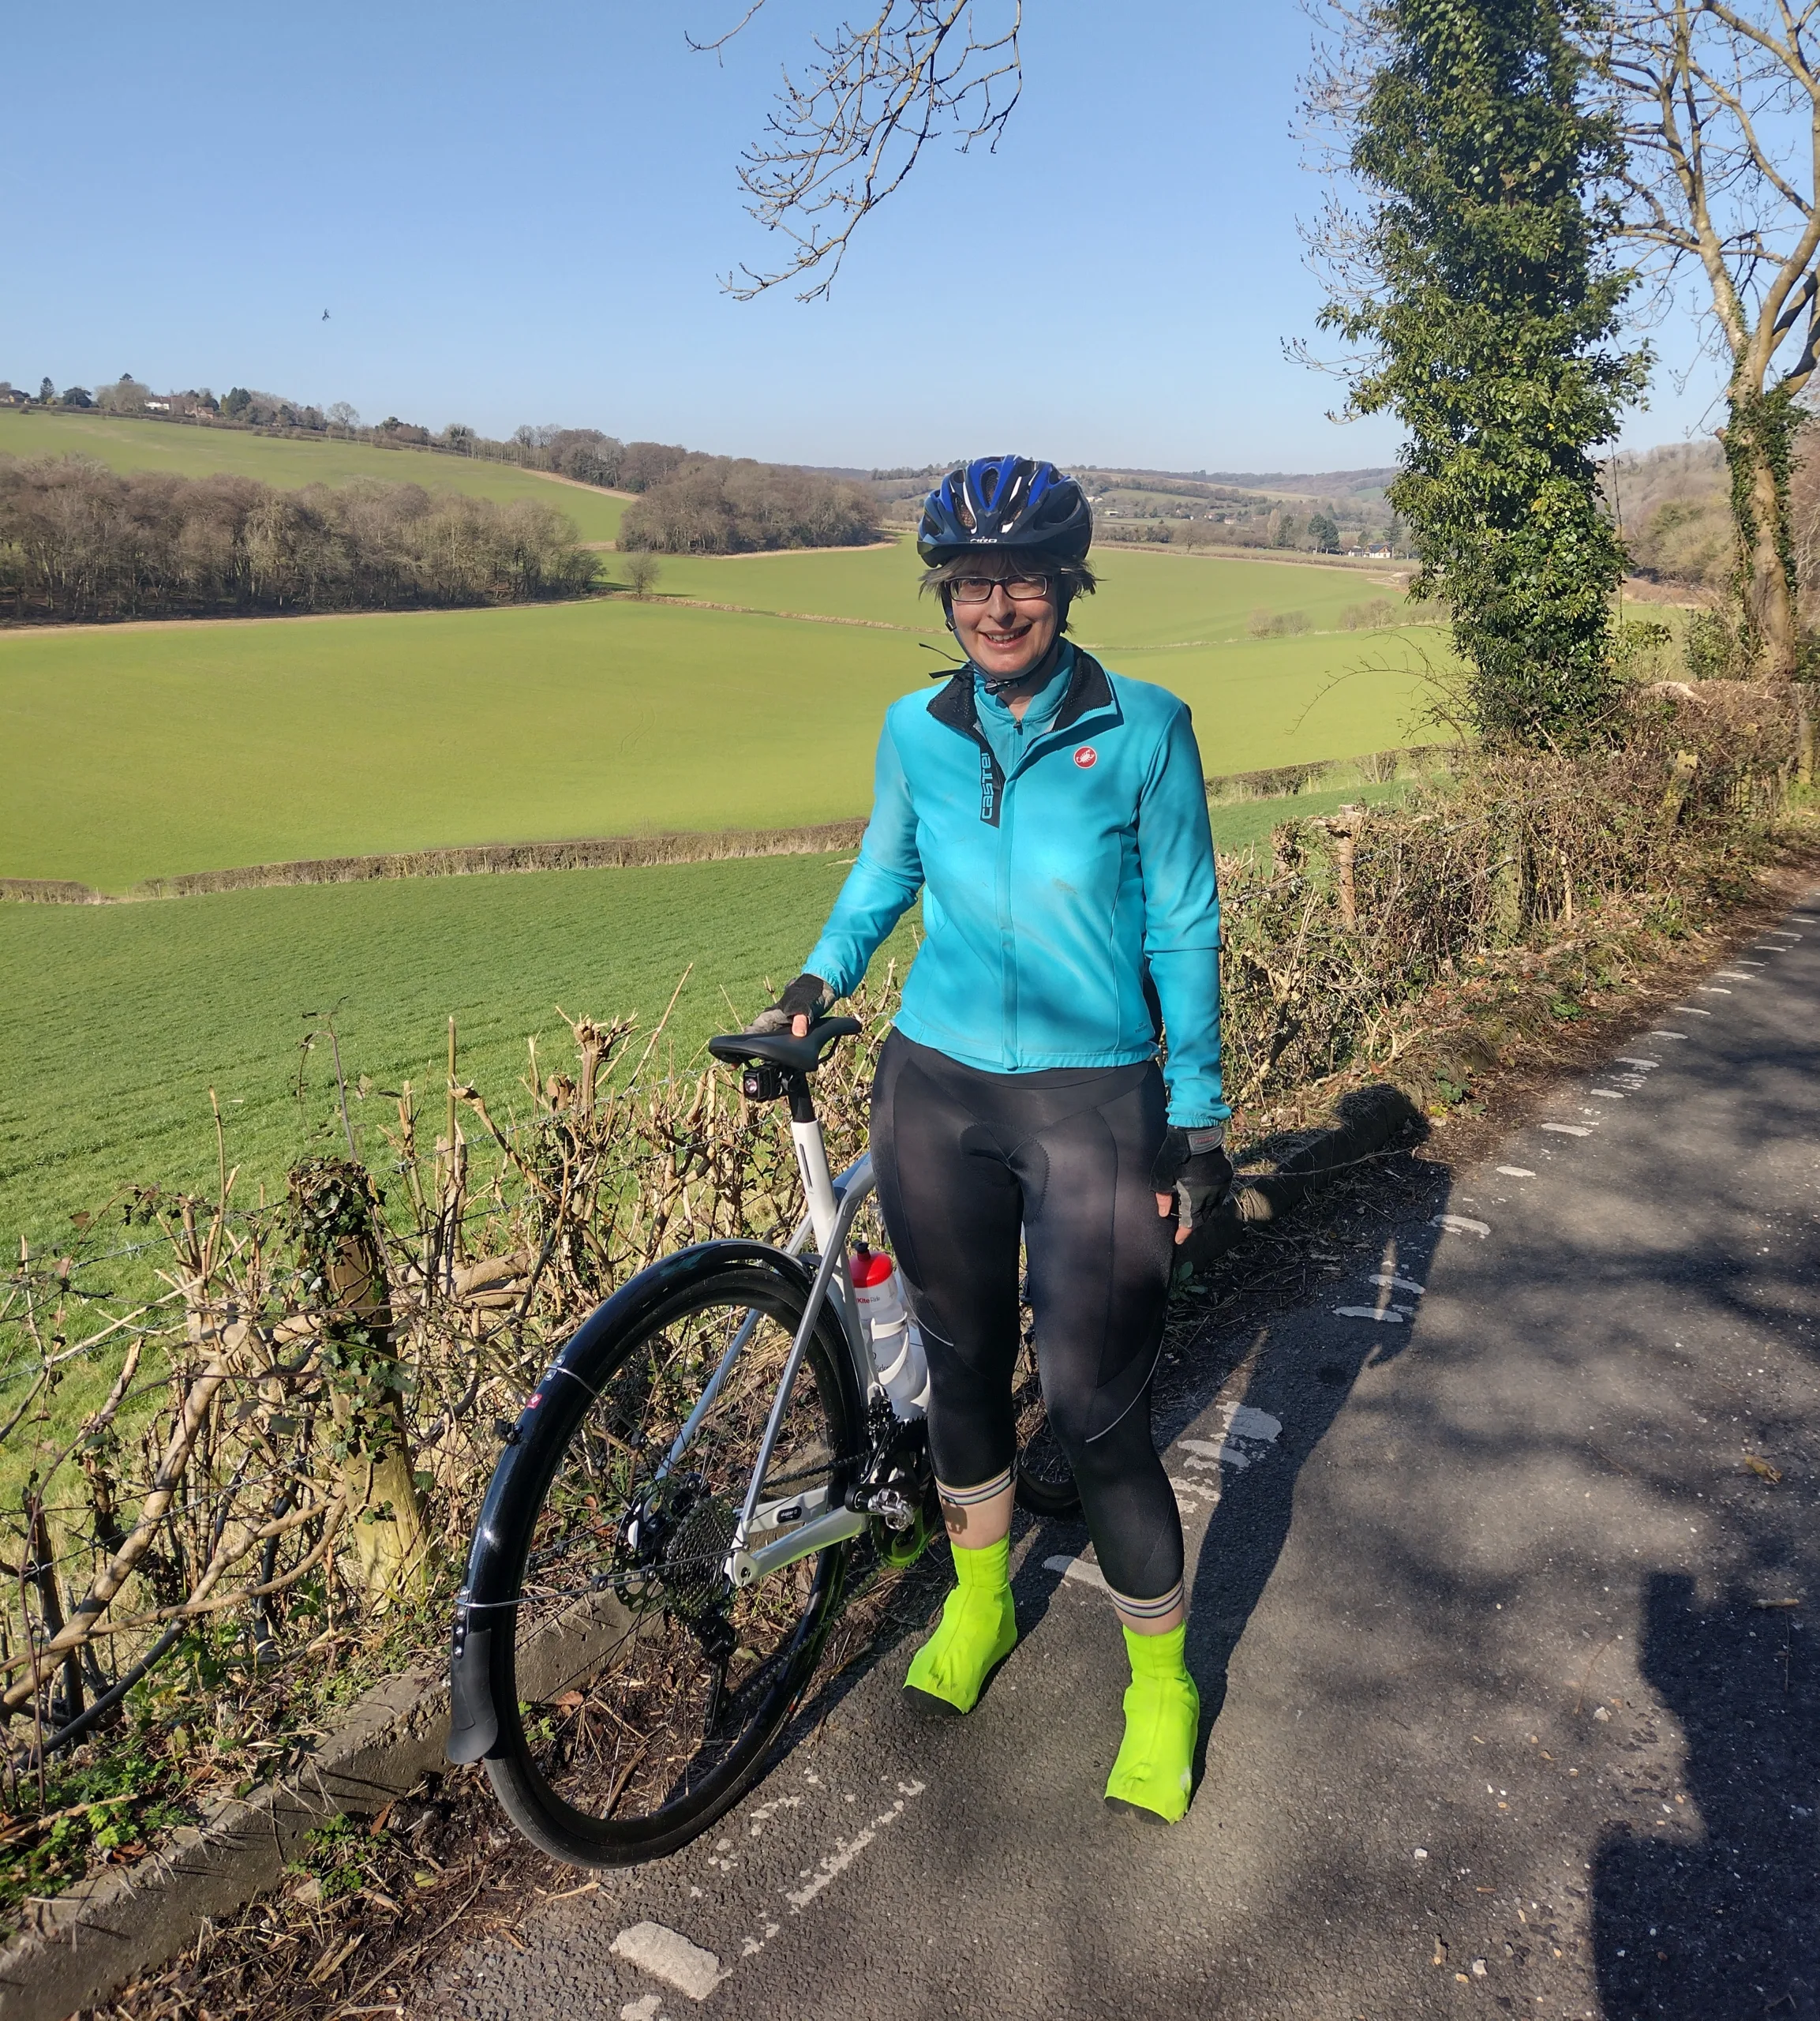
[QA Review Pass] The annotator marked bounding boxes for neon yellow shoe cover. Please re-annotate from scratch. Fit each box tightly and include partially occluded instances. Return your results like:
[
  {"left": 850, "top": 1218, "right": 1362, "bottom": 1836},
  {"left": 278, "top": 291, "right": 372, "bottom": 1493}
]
[
  {"left": 1104, "top": 1624, "right": 1200, "bottom": 1823},
  {"left": 904, "top": 1536, "right": 1017, "bottom": 1715}
]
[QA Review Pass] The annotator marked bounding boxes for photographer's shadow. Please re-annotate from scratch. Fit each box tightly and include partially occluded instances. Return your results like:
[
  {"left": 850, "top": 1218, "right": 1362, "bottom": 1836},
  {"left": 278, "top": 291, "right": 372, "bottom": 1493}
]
[{"left": 1592, "top": 1571, "right": 1820, "bottom": 2019}]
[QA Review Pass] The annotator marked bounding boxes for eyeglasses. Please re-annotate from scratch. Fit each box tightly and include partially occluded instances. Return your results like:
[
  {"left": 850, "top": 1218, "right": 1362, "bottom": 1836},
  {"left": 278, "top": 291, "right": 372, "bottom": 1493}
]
[{"left": 948, "top": 574, "right": 1054, "bottom": 605}]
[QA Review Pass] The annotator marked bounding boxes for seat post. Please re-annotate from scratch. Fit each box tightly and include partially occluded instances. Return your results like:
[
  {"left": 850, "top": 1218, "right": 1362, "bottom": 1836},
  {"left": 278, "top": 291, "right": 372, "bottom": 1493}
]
[
  {"left": 706, "top": 1018, "right": 861, "bottom": 1257},
  {"left": 786, "top": 1073, "right": 840, "bottom": 1254}
]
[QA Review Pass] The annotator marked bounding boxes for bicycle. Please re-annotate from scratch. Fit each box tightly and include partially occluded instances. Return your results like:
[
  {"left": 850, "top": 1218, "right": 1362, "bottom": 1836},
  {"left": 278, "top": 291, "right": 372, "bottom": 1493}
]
[{"left": 445, "top": 1016, "right": 1078, "bottom": 1866}]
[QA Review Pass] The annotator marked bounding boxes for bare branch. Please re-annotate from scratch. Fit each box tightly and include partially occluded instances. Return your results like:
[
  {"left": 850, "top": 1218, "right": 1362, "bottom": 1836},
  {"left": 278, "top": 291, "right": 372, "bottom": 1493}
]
[
  {"left": 1593, "top": 2, "right": 1820, "bottom": 670},
  {"left": 687, "top": 0, "right": 770, "bottom": 54},
  {"left": 1597, "top": 1, "right": 1820, "bottom": 387},
  {"left": 698, "top": 0, "right": 1023, "bottom": 301}
]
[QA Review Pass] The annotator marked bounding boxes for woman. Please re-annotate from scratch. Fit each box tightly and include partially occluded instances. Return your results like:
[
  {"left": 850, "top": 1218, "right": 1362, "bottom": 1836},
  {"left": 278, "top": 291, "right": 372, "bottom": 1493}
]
[{"left": 756, "top": 456, "right": 1230, "bottom": 1824}]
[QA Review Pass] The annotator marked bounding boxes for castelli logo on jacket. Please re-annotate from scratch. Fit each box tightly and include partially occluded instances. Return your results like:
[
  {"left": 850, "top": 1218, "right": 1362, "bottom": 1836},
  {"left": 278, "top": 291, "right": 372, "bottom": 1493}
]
[{"left": 1073, "top": 746, "right": 1098, "bottom": 769}]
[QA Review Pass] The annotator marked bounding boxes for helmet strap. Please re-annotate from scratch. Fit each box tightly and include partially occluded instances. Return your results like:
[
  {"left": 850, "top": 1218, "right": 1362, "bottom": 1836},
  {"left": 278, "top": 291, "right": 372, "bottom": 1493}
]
[{"left": 973, "top": 635, "right": 1065, "bottom": 696}]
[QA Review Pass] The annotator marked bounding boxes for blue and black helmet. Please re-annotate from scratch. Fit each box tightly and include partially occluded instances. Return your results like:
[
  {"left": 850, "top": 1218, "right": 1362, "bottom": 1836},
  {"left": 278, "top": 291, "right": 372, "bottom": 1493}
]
[{"left": 917, "top": 456, "right": 1093, "bottom": 568}]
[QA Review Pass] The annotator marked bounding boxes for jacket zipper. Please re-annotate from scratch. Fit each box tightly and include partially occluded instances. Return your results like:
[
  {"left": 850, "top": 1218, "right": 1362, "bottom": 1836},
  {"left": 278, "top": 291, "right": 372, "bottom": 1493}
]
[{"left": 998, "top": 712, "right": 1025, "bottom": 1056}]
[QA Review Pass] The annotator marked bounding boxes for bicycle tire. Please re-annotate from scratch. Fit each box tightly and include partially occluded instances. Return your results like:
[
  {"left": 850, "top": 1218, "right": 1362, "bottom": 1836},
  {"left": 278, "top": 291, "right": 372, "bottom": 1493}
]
[
  {"left": 481, "top": 1247, "right": 861, "bottom": 1865},
  {"left": 1010, "top": 1328, "right": 1081, "bottom": 1518}
]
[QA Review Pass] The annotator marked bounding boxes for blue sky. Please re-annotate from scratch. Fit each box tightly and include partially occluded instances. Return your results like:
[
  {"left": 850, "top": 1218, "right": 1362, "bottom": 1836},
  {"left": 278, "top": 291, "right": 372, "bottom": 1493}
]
[{"left": 6, "top": 0, "right": 1721, "bottom": 471}]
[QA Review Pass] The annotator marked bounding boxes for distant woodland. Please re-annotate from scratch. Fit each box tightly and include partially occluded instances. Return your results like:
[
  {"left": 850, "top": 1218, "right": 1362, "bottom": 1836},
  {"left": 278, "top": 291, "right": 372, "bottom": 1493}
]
[
  {"left": 616, "top": 459, "right": 880, "bottom": 553},
  {"left": 0, "top": 457, "right": 597, "bottom": 624},
  {"left": 2, "top": 376, "right": 1415, "bottom": 556}
]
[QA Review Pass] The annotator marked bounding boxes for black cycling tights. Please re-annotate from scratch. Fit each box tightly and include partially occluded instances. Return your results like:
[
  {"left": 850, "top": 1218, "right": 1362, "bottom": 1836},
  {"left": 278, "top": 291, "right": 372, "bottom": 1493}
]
[{"left": 868, "top": 1030, "right": 1183, "bottom": 1604}]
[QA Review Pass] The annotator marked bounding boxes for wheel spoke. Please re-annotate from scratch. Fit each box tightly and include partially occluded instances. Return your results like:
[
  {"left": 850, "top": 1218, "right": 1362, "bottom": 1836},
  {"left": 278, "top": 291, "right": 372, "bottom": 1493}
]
[{"left": 493, "top": 1268, "right": 855, "bottom": 1856}]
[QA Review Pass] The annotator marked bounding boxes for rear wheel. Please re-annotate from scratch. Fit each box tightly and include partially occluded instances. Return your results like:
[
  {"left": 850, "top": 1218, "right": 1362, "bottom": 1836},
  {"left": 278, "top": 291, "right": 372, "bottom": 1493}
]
[{"left": 485, "top": 1260, "right": 859, "bottom": 1865}]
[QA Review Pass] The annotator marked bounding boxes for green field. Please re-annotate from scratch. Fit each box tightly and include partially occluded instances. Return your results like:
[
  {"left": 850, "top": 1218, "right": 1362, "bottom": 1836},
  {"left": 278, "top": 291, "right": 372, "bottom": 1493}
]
[
  {"left": 0, "top": 408, "right": 627, "bottom": 544},
  {"left": 0, "top": 780, "right": 1402, "bottom": 1254},
  {"left": 2, "top": 542, "right": 1444, "bottom": 891},
  {"left": 1, "top": 523, "right": 1441, "bottom": 1245},
  {"left": 0, "top": 853, "right": 905, "bottom": 1257},
  {"left": 634, "top": 535, "right": 1405, "bottom": 647}
]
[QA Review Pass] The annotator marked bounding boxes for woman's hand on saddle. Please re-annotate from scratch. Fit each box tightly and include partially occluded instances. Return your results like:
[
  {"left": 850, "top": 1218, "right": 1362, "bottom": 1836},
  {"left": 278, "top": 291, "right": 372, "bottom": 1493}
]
[
  {"left": 747, "top": 972, "right": 834, "bottom": 1040},
  {"left": 1151, "top": 1127, "right": 1234, "bottom": 1247}
]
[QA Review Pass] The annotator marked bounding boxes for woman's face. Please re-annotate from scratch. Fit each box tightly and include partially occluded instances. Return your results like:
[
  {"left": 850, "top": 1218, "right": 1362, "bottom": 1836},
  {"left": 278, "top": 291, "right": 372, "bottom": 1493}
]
[{"left": 947, "top": 565, "right": 1061, "bottom": 683}]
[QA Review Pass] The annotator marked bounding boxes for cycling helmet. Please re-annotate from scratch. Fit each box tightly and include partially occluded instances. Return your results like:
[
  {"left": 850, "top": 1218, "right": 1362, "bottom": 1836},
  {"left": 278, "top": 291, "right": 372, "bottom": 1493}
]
[{"left": 917, "top": 456, "right": 1093, "bottom": 568}]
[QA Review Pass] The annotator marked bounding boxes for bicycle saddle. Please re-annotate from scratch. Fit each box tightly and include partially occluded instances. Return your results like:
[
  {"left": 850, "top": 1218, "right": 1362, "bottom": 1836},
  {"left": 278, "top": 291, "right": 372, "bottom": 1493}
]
[{"left": 707, "top": 1017, "right": 861, "bottom": 1076}]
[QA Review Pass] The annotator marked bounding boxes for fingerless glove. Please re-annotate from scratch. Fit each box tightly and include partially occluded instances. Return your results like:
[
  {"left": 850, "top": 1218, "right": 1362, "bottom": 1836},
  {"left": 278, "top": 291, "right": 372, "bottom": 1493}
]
[
  {"left": 745, "top": 972, "right": 834, "bottom": 1034},
  {"left": 1150, "top": 1126, "right": 1234, "bottom": 1235}
]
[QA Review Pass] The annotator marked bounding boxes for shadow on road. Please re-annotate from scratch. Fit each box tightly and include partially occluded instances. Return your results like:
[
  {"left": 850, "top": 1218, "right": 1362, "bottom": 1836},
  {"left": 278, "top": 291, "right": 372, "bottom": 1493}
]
[
  {"left": 1180, "top": 1139, "right": 1446, "bottom": 1751},
  {"left": 1592, "top": 1573, "right": 1819, "bottom": 2020}
]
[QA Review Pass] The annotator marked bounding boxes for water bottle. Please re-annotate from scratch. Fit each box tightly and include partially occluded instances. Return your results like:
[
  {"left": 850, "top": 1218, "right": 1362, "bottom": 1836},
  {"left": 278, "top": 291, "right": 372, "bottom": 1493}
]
[{"left": 848, "top": 1244, "right": 928, "bottom": 1419}]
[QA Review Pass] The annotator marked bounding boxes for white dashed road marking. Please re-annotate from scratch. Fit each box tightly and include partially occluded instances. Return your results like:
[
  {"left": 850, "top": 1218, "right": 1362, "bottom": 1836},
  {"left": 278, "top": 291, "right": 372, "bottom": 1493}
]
[
  {"left": 1335, "top": 1306, "right": 1405, "bottom": 1322},
  {"left": 1224, "top": 1403, "right": 1283, "bottom": 1443},
  {"left": 1496, "top": 1166, "right": 1535, "bottom": 1178},
  {"left": 1369, "top": 1273, "right": 1426, "bottom": 1296},
  {"left": 1541, "top": 1123, "right": 1593, "bottom": 1136},
  {"left": 1178, "top": 1439, "right": 1252, "bottom": 1468},
  {"left": 1714, "top": 971, "right": 1756, "bottom": 981},
  {"left": 1696, "top": 986, "right": 1733, "bottom": 996},
  {"left": 610, "top": 1923, "right": 726, "bottom": 2001},
  {"left": 1177, "top": 1408, "right": 1283, "bottom": 1473},
  {"left": 1433, "top": 1214, "right": 1490, "bottom": 1237},
  {"left": 1648, "top": 1030, "right": 1690, "bottom": 1040},
  {"left": 1614, "top": 1056, "right": 1659, "bottom": 1067},
  {"left": 784, "top": 1790, "right": 923, "bottom": 1912},
  {"left": 1590, "top": 1089, "right": 1626, "bottom": 1099},
  {"left": 1051, "top": 1406, "right": 1284, "bottom": 1583}
]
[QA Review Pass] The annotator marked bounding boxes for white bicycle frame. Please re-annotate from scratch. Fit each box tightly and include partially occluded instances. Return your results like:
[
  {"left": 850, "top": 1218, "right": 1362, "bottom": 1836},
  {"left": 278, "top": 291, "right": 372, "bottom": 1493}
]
[{"left": 655, "top": 1108, "right": 894, "bottom": 1592}]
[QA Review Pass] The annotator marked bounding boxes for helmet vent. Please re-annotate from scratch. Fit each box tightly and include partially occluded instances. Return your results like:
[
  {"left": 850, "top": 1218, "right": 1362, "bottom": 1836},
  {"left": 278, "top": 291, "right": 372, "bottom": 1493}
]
[{"left": 918, "top": 456, "right": 1092, "bottom": 569}]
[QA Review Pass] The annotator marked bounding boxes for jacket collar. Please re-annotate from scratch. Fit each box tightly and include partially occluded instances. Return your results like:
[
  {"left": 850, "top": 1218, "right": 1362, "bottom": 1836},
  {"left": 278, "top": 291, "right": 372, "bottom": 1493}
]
[
  {"left": 1052, "top": 648, "right": 1114, "bottom": 734},
  {"left": 928, "top": 646, "right": 1115, "bottom": 743}
]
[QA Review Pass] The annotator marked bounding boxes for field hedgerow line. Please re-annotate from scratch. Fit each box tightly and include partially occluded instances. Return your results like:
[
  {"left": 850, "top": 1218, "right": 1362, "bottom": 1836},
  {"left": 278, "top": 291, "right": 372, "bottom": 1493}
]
[{"left": 0, "top": 605, "right": 1442, "bottom": 891}]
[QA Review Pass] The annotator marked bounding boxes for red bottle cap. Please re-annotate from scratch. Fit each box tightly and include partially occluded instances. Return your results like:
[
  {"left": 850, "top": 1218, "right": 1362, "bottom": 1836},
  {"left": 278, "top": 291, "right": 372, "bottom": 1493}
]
[{"left": 848, "top": 1243, "right": 894, "bottom": 1286}]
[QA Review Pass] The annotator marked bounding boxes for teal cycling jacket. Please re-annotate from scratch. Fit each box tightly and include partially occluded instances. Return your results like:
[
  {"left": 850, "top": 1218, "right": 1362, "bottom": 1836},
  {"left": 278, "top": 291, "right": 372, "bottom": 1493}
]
[{"left": 803, "top": 647, "right": 1227, "bottom": 1127}]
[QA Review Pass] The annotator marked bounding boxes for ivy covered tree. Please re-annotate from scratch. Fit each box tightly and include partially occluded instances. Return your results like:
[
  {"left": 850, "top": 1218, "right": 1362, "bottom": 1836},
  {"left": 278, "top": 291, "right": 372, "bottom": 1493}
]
[
  {"left": 1309, "top": 0, "right": 1649, "bottom": 746},
  {"left": 1595, "top": 3, "right": 1820, "bottom": 778}
]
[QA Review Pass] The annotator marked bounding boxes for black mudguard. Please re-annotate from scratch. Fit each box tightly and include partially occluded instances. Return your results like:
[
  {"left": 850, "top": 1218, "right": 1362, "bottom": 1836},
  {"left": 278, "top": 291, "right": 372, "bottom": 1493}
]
[{"left": 444, "top": 1239, "right": 852, "bottom": 1765}]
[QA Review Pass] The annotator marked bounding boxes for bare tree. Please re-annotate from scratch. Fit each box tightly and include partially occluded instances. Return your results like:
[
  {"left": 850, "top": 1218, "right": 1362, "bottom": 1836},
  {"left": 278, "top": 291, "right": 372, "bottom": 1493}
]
[
  {"left": 1595, "top": 2, "right": 1820, "bottom": 709},
  {"left": 695, "top": 0, "right": 1023, "bottom": 299}
]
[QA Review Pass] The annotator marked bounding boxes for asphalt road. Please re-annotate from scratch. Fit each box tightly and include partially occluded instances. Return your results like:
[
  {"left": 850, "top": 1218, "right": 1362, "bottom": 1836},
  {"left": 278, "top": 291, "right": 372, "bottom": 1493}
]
[{"left": 418, "top": 886, "right": 1820, "bottom": 2021}]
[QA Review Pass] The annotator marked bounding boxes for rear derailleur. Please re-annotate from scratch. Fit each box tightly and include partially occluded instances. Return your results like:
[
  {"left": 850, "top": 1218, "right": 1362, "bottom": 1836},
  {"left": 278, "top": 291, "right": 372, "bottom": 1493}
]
[{"left": 845, "top": 1399, "right": 938, "bottom": 1568}]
